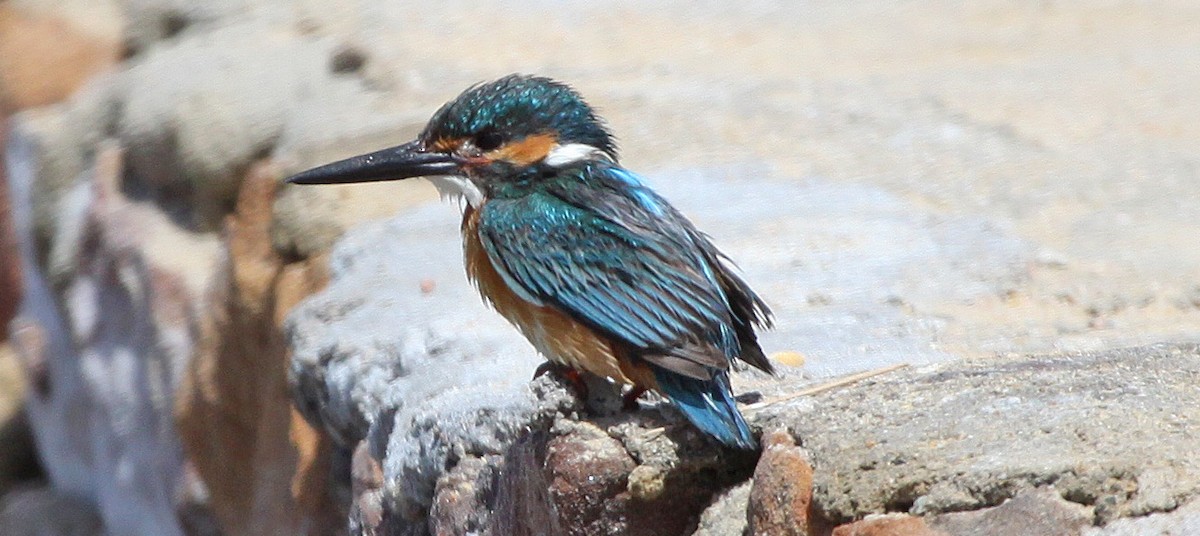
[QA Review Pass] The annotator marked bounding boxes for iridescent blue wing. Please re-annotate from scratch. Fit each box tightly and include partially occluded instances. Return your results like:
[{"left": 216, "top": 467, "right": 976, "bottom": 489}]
[
  {"left": 477, "top": 164, "right": 771, "bottom": 379},
  {"left": 549, "top": 165, "right": 774, "bottom": 374}
]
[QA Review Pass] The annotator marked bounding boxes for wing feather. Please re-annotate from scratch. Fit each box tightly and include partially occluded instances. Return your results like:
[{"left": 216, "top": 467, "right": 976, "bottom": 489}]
[{"left": 478, "top": 164, "right": 772, "bottom": 379}]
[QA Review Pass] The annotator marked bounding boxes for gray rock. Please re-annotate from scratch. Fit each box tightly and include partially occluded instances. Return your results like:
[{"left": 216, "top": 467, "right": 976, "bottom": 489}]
[
  {"left": 381, "top": 376, "right": 579, "bottom": 528},
  {"left": 119, "top": 0, "right": 255, "bottom": 55},
  {"left": 1083, "top": 497, "right": 1200, "bottom": 536},
  {"left": 117, "top": 20, "right": 336, "bottom": 230},
  {"left": 285, "top": 202, "right": 553, "bottom": 447},
  {"left": 931, "top": 488, "right": 1093, "bottom": 536},
  {"left": 6, "top": 139, "right": 216, "bottom": 535},
  {"left": 0, "top": 483, "right": 105, "bottom": 536},
  {"left": 8, "top": 74, "right": 125, "bottom": 272},
  {"left": 693, "top": 481, "right": 751, "bottom": 536},
  {"left": 756, "top": 343, "right": 1200, "bottom": 525}
]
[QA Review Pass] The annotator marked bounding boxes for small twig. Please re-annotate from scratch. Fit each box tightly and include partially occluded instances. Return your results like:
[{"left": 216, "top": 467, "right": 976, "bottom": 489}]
[{"left": 744, "top": 363, "right": 910, "bottom": 412}]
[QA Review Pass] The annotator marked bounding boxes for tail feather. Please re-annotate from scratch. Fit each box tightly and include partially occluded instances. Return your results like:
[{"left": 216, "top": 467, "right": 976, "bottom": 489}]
[{"left": 653, "top": 368, "right": 756, "bottom": 449}]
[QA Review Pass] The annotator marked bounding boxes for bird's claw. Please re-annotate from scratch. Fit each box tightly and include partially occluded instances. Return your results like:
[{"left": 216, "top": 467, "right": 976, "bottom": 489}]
[{"left": 622, "top": 386, "right": 648, "bottom": 412}]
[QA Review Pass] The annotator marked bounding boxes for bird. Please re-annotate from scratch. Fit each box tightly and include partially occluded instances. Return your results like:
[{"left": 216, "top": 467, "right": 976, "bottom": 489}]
[{"left": 286, "top": 75, "right": 775, "bottom": 448}]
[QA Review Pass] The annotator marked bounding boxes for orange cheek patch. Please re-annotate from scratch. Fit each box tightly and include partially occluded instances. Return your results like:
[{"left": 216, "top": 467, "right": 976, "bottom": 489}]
[{"left": 491, "top": 133, "right": 557, "bottom": 166}]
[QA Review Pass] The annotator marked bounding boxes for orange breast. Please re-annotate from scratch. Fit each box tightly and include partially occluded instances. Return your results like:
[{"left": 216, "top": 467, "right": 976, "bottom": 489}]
[{"left": 461, "top": 205, "right": 658, "bottom": 391}]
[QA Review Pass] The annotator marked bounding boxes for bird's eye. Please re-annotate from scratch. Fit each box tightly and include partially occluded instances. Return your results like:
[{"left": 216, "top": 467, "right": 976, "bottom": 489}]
[{"left": 474, "top": 130, "right": 503, "bottom": 152}]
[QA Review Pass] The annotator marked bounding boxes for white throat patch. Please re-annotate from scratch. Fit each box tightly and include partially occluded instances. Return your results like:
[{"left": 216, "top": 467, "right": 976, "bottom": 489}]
[
  {"left": 544, "top": 143, "right": 607, "bottom": 168},
  {"left": 426, "top": 175, "right": 484, "bottom": 207}
]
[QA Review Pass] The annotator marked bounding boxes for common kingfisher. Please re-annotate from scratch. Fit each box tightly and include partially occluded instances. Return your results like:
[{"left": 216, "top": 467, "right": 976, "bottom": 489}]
[{"left": 287, "top": 75, "right": 775, "bottom": 448}]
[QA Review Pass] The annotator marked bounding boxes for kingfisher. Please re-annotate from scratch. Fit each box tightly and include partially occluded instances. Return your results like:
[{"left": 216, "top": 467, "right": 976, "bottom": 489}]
[{"left": 287, "top": 75, "right": 774, "bottom": 448}]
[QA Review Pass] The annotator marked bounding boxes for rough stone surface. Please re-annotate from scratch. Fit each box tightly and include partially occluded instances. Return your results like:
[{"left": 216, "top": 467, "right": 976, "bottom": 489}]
[
  {"left": 747, "top": 430, "right": 814, "bottom": 536},
  {"left": 0, "top": 483, "right": 105, "bottom": 536},
  {"left": 0, "top": 345, "right": 38, "bottom": 496},
  {"left": 543, "top": 422, "right": 637, "bottom": 533},
  {"left": 117, "top": 0, "right": 256, "bottom": 56},
  {"left": 5, "top": 2, "right": 1200, "bottom": 535},
  {"left": 931, "top": 488, "right": 1093, "bottom": 536},
  {"left": 692, "top": 481, "right": 751, "bottom": 536},
  {"left": 7, "top": 140, "right": 216, "bottom": 535},
  {"left": 174, "top": 160, "right": 341, "bottom": 536},
  {"left": 428, "top": 454, "right": 495, "bottom": 536},
  {"left": 1083, "top": 497, "right": 1200, "bottom": 536},
  {"left": 11, "top": 77, "right": 127, "bottom": 280},
  {"left": 757, "top": 343, "right": 1200, "bottom": 525},
  {"left": 832, "top": 514, "right": 945, "bottom": 536},
  {"left": 116, "top": 20, "right": 336, "bottom": 230},
  {"left": 0, "top": 124, "right": 19, "bottom": 335},
  {"left": 349, "top": 440, "right": 386, "bottom": 535}
]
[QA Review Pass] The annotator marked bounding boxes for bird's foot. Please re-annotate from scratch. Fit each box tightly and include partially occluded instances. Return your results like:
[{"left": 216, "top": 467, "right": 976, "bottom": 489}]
[
  {"left": 533, "top": 362, "right": 590, "bottom": 401},
  {"left": 622, "top": 385, "right": 648, "bottom": 412}
]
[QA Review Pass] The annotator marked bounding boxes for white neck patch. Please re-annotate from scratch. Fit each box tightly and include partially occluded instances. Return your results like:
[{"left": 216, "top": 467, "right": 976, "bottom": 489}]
[
  {"left": 544, "top": 143, "right": 607, "bottom": 168},
  {"left": 426, "top": 175, "right": 485, "bottom": 207}
]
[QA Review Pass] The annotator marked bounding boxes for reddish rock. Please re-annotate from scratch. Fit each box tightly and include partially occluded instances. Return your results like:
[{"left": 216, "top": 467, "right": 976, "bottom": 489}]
[
  {"left": 0, "top": 5, "right": 118, "bottom": 113},
  {"left": 484, "top": 422, "right": 755, "bottom": 536},
  {"left": 748, "top": 430, "right": 815, "bottom": 536},
  {"left": 832, "top": 514, "right": 946, "bottom": 536},
  {"left": 544, "top": 423, "right": 637, "bottom": 534},
  {"left": 174, "top": 160, "right": 338, "bottom": 536}
]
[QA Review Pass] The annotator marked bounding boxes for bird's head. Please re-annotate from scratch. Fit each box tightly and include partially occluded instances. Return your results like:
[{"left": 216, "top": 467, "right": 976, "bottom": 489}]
[{"left": 286, "top": 75, "right": 616, "bottom": 204}]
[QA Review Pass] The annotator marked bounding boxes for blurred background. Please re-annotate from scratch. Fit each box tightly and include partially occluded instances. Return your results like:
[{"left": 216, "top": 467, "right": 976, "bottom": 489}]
[{"left": 1, "top": 0, "right": 1198, "bottom": 534}]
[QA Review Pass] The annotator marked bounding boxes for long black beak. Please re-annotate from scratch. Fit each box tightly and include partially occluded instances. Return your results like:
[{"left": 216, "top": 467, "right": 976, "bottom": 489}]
[{"left": 285, "top": 140, "right": 460, "bottom": 185}]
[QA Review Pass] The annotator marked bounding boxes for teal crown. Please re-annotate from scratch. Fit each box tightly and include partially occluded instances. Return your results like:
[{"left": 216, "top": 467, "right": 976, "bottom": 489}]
[{"left": 422, "top": 74, "right": 617, "bottom": 159}]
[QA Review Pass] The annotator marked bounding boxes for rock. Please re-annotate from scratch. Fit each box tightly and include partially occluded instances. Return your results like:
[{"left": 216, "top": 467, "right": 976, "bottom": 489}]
[
  {"left": 9, "top": 76, "right": 126, "bottom": 279},
  {"left": 6, "top": 4, "right": 1200, "bottom": 536},
  {"left": 0, "top": 5, "right": 119, "bottom": 113},
  {"left": 0, "top": 483, "right": 105, "bottom": 536},
  {"left": 284, "top": 200, "right": 553, "bottom": 447},
  {"left": 8, "top": 8, "right": 398, "bottom": 249},
  {"left": 428, "top": 454, "right": 497, "bottom": 536},
  {"left": 747, "top": 430, "right": 815, "bottom": 536},
  {"left": 0, "top": 345, "right": 39, "bottom": 496},
  {"left": 832, "top": 514, "right": 945, "bottom": 536},
  {"left": 286, "top": 207, "right": 759, "bottom": 534},
  {"left": 1083, "top": 497, "right": 1200, "bottom": 535},
  {"left": 0, "top": 123, "right": 19, "bottom": 335},
  {"left": 377, "top": 378, "right": 582, "bottom": 534},
  {"left": 117, "top": 0, "right": 253, "bottom": 57},
  {"left": 693, "top": 481, "right": 751, "bottom": 536},
  {"left": 756, "top": 343, "right": 1200, "bottom": 525},
  {"left": 931, "top": 488, "right": 1092, "bottom": 536},
  {"left": 489, "top": 430, "right": 564, "bottom": 536},
  {"left": 4, "top": 1, "right": 123, "bottom": 45},
  {"left": 7, "top": 140, "right": 218, "bottom": 535},
  {"left": 116, "top": 20, "right": 337, "bottom": 230},
  {"left": 543, "top": 422, "right": 637, "bottom": 533},
  {"left": 270, "top": 171, "right": 434, "bottom": 261},
  {"left": 174, "top": 160, "right": 341, "bottom": 536}
]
